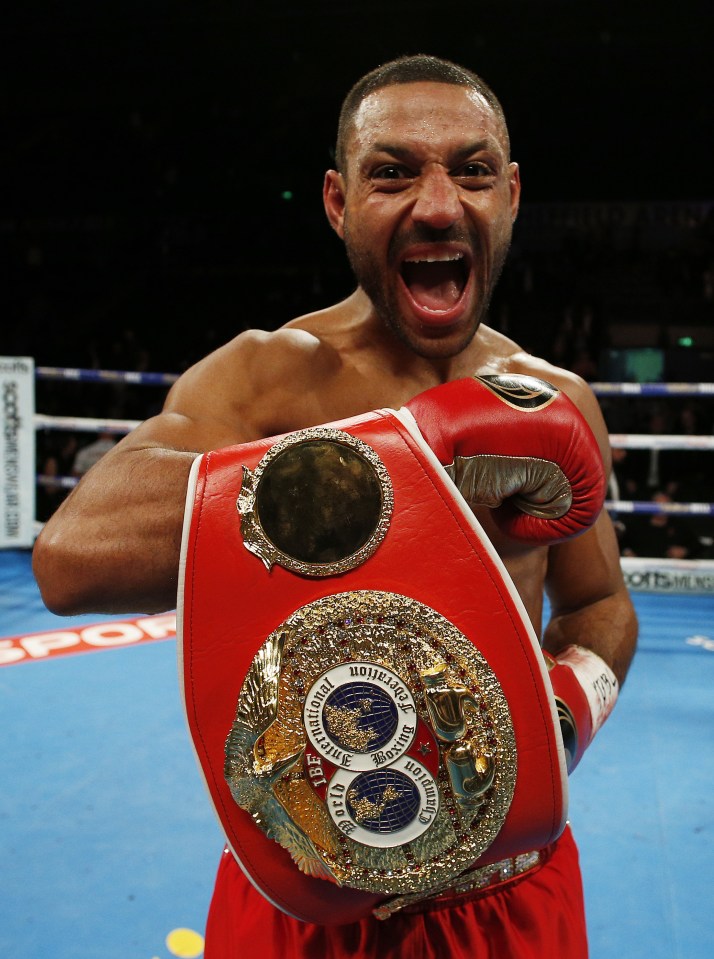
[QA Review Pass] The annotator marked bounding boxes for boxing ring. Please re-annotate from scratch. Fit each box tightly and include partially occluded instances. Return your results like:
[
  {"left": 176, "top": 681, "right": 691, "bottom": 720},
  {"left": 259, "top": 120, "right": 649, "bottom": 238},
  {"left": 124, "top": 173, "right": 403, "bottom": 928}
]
[{"left": 1, "top": 365, "right": 713, "bottom": 959}]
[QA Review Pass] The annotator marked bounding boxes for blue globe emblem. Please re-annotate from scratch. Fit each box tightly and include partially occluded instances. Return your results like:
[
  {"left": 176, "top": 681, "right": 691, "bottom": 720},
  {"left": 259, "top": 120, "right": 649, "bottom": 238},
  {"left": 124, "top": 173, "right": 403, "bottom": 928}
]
[
  {"left": 323, "top": 682, "right": 398, "bottom": 753},
  {"left": 345, "top": 770, "right": 421, "bottom": 834}
]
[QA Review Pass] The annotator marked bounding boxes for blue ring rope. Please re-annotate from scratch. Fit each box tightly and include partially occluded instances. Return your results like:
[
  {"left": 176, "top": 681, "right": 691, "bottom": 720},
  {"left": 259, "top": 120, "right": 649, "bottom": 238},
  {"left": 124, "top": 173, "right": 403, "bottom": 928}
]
[{"left": 34, "top": 366, "right": 714, "bottom": 397}]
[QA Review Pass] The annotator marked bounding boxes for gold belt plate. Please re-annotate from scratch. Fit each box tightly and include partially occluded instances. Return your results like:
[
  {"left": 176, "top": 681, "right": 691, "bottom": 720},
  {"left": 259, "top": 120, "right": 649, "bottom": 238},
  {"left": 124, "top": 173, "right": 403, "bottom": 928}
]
[{"left": 225, "top": 591, "right": 517, "bottom": 897}]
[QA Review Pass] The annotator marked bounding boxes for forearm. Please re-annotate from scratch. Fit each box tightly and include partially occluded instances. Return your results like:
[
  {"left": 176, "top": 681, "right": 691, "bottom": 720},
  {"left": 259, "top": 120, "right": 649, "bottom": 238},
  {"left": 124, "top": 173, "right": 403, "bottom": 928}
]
[
  {"left": 33, "top": 447, "right": 197, "bottom": 615},
  {"left": 542, "top": 586, "right": 638, "bottom": 687}
]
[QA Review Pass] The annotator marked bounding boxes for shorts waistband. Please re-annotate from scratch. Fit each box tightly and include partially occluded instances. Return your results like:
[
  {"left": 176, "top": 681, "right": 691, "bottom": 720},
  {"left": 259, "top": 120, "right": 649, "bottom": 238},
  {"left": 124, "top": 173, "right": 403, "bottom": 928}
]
[{"left": 373, "top": 844, "right": 554, "bottom": 920}]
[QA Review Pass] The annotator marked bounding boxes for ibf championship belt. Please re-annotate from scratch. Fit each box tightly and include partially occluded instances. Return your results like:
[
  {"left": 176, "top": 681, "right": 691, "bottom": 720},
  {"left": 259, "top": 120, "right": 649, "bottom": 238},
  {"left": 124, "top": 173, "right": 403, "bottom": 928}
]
[{"left": 178, "top": 408, "right": 568, "bottom": 924}]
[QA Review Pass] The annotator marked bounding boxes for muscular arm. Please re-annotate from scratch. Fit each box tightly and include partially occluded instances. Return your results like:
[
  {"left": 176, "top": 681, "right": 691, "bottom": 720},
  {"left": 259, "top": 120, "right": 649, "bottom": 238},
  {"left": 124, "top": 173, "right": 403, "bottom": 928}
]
[
  {"left": 545, "top": 377, "right": 637, "bottom": 686},
  {"left": 33, "top": 326, "right": 342, "bottom": 615},
  {"left": 543, "top": 512, "right": 638, "bottom": 686},
  {"left": 32, "top": 341, "right": 265, "bottom": 616},
  {"left": 34, "top": 420, "right": 204, "bottom": 615},
  {"left": 505, "top": 353, "right": 637, "bottom": 684},
  {"left": 537, "top": 367, "right": 637, "bottom": 685}
]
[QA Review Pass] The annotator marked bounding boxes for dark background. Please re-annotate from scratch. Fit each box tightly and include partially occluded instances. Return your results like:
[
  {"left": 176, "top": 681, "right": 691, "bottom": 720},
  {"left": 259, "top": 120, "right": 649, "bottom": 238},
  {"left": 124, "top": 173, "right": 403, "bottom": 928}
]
[
  {"left": 4, "top": 1, "right": 712, "bottom": 547},
  {"left": 3, "top": 1, "right": 712, "bottom": 370}
]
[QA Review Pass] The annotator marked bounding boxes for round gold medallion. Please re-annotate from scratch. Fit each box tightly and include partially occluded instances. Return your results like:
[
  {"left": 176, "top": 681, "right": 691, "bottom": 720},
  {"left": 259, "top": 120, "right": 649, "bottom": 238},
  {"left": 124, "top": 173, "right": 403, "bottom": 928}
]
[{"left": 237, "top": 429, "right": 393, "bottom": 577}]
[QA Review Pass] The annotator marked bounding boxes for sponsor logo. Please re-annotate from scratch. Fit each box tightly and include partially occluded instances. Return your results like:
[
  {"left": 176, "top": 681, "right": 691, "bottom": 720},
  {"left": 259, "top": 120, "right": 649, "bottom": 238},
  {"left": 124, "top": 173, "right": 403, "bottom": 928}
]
[
  {"left": 623, "top": 569, "right": 714, "bottom": 594},
  {"left": 0, "top": 615, "right": 176, "bottom": 666},
  {"left": 2, "top": 379, "right": 22, "bottom": 541},
  {"left": 474, "top": 373, "right": 558, "bottom": 410}
]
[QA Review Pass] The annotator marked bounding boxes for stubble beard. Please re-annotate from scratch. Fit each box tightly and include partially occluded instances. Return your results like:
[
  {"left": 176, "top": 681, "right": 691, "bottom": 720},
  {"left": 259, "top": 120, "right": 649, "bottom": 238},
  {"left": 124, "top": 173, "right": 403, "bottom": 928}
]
[{"left": 343, "top": 224, "right": 511, "bottom": 360}]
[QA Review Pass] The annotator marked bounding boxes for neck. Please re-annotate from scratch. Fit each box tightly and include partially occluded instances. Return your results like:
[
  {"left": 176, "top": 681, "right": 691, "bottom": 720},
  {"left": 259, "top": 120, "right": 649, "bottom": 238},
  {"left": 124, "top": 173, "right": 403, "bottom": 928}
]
[{"left": 348, "top": 287, "right": 488, "bottom": 385}]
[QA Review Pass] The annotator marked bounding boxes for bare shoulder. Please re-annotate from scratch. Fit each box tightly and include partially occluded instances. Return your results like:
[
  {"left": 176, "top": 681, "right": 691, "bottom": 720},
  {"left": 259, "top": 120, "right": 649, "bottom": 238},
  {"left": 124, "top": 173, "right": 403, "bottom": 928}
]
[
  {"left": 511, "top": 351, "right": 596, "bottom": 408},
  {"left": 161, "top": 319, "right": 342, "bottom": 441},
  {"left": 477, "top": 325, "right": 597, "bottom": 404}
]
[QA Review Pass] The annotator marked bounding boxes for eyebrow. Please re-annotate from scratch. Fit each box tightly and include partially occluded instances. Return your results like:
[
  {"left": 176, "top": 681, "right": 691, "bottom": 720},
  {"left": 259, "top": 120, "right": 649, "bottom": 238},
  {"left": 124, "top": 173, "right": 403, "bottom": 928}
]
[{"left": 367, "top": 139, "right": 502, "bottom": 164}]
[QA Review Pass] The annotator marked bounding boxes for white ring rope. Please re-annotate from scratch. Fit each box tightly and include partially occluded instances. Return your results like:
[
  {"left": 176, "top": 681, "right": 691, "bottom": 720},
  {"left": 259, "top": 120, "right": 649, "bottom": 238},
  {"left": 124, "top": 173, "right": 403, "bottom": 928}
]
[
  {"left": 606, "top": 500, "right": 714, "bottom": 517},
  {"left": 33, "top": 413, "right": 714, "bottom": 452},
  {"left": 609, "top": 434, "right": 714, "bottom": 451},
  {"left": 36, "top": 366, "right": 178, "bottom": 387},
  {"left": 35, "top": 414, "right": 141, "bottom": 434}
]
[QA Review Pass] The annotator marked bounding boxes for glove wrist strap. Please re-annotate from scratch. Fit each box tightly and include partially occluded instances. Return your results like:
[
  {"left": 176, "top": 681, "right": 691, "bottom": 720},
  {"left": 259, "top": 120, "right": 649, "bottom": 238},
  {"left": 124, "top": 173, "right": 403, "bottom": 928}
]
[{"left": 546, "top": 645, "right": 619, "bottom": 772}]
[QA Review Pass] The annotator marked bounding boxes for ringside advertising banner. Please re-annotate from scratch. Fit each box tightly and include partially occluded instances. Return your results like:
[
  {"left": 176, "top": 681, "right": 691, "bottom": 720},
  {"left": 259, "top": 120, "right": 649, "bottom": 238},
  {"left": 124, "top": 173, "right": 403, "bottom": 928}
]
[
  {"left": 621, "top": 557, "right": 714, "bottom": 595},
  {"left": 1, "top": 357, "right": 35, "bottom": 548},
  {"left": 0, "top": 614, "right": 177, "bottom": 666}
]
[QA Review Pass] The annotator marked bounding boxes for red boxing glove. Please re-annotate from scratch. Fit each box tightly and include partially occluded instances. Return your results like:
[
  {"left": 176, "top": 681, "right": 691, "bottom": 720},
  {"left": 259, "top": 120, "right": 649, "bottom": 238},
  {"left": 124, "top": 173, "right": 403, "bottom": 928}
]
[
  {"left": 403, "top": 373, "right": 606, "bottom": 544},
  {"left": 544, "top": 646, "right": 619, "bottom": 772}
]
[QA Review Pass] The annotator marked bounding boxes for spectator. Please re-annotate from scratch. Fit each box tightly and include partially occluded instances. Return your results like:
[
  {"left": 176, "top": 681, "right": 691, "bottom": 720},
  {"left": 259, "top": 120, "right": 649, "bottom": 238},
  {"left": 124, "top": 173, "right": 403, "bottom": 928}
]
[
  {"left": 71, "top": 430, "right": 118, "bottom": 476},
  {"left": 620, "top": 491, "right": 701, "bottom": 559}
]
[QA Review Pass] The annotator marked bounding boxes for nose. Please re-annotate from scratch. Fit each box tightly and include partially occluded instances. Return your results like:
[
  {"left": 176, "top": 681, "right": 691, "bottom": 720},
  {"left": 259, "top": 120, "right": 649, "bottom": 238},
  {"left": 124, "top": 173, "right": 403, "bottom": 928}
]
[{"left": 411, "top": 165, "right": 464, "bottom": 230}]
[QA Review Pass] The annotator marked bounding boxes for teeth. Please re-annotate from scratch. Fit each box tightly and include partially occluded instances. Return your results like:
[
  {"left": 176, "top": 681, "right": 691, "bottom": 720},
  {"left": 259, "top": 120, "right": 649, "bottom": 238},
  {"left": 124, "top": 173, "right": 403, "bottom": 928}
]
[{"left": 403, "top": 253, "right": 464, "bottom": 264}]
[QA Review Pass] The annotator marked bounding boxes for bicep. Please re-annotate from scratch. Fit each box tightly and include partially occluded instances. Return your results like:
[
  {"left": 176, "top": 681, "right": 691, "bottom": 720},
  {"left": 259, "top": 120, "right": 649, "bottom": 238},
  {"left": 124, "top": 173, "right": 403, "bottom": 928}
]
[{"left": 33, "top": 401, "right": 247, "bottom": 615}]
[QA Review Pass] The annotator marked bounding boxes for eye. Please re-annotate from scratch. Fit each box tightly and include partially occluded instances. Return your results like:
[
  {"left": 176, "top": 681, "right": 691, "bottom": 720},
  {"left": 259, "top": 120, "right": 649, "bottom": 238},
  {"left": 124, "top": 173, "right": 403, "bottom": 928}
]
[
  {"left": 372, "top": 164, "right": 412, "bottom": 180},
  {"left": 455, "top": 161, "right": 494, "bottom": 179}
]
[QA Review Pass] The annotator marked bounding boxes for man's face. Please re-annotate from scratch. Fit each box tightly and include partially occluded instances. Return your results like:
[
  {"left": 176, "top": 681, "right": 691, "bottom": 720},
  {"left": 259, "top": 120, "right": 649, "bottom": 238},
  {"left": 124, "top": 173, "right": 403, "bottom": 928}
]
[{"left": 324, "top": 82, "right": 521, "bottom": 359}]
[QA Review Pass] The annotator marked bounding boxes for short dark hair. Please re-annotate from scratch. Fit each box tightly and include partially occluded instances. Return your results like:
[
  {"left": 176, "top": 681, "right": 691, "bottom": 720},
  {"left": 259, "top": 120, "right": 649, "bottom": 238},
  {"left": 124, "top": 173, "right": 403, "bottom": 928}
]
[{"left": 335, "top": 54, "right": 509, "bottom": 172}]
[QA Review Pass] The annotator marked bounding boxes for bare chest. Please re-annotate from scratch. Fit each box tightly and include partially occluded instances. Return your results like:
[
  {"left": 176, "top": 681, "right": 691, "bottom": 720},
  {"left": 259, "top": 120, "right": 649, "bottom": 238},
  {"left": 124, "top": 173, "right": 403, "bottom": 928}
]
[{"left": 256, "top": 363, "right": 423, "bottom": 437}]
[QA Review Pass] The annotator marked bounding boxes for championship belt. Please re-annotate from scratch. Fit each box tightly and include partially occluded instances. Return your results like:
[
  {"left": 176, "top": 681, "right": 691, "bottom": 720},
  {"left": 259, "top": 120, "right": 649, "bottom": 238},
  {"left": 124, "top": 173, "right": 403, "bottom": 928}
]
[{"left": 177, "top": 408, "right": 568, "bottom": 925}]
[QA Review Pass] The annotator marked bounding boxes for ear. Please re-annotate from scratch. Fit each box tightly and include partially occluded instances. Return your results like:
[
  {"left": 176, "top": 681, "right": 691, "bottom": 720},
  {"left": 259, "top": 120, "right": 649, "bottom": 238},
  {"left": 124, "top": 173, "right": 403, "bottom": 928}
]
[
  {"left": 323, "top": 170, "right": 346, "bottom": 238},
  {"left": 508, "top": 162, "right": 521, "bottom": 222}
]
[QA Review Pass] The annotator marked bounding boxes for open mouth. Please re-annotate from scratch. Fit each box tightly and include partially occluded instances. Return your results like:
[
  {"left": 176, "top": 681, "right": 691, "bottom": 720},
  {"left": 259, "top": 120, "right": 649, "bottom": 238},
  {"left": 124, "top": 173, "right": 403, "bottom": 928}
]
[{"left": 400, "top": 251, "right": 471, "bottom": 319}]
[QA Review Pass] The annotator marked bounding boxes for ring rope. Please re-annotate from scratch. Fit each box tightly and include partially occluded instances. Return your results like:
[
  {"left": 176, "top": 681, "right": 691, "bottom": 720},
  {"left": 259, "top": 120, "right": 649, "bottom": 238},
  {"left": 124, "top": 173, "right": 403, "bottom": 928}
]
[
  {"left": 33, "top": 413, "right": 714, "bottom": 452},
  {"left": 33, "top": 367, "right": 714, "bottom": 518},
  {"left": 37, "top": 475, "right": 79, "bottom": 490},
  {"left": 36, "top": 366, "right": 178, "bottom": 387},
  {"left": 590, "top": 382, "right": 714, "bottom": 397},
  {"left": 35, "top": 414, "right": 141, "bottom": 434},
  {"left": 605, "top": 500, "right": 714, "bottom": 516},
  {"left": 27, "top": 366, "right": 714, "bottom": 594},
  {"left": 34, "top": 469, "right": 714, "bottom": 518},
  {"left": 35, "top": 366, "right": 714, "bottom": 398},
  {"left": 609, "top": 434, "right": 714, "bottom": 451}
]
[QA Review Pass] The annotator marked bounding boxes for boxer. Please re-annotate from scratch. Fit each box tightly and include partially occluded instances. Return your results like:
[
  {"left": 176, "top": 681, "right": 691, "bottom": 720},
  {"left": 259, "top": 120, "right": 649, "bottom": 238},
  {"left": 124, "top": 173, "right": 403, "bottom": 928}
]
[{"left": 34, "top": 55, "right": 638, "bottom": 958}]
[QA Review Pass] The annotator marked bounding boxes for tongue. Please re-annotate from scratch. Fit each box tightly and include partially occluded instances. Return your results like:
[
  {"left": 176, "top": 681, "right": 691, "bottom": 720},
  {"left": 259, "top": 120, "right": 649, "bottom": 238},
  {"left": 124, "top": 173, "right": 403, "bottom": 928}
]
[{"left": 402, "top": 261, "right": 464, "bottom": 312}]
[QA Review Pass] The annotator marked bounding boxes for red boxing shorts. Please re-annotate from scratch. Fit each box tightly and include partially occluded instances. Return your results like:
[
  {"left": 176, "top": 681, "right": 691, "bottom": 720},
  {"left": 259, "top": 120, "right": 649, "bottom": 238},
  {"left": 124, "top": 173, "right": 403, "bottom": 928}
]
[{"left": 204, "top": 825, "right": 588, "bottom": 958}]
